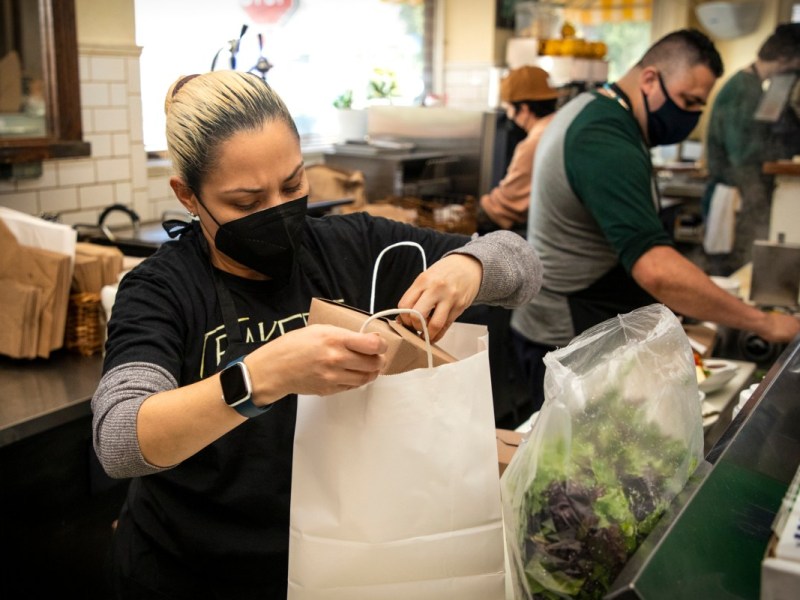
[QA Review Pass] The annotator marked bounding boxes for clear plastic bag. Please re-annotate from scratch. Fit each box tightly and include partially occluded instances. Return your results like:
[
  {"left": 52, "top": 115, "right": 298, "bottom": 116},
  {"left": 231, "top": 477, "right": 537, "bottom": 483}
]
[{"left": 501, "top": 304, "right": 703, "bottom": 599}]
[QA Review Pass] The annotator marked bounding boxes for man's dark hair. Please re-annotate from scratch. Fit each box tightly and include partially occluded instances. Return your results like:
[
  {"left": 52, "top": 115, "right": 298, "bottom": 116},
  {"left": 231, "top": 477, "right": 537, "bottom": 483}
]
[
  {"left": 639, "top": 28, "right": 724, "bottom": 78},
  {"left": 513, "top": 99, "right": 558, "bottom": 119},
  {"left": 758, "top": 23, "right": 800, "bottom": 62}
]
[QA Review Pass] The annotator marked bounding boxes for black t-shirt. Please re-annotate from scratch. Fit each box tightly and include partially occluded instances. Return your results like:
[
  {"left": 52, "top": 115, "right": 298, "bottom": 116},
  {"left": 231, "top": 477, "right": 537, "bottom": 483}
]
[{"left": 104, "top": 213, "right": 469, "bottom": 596}]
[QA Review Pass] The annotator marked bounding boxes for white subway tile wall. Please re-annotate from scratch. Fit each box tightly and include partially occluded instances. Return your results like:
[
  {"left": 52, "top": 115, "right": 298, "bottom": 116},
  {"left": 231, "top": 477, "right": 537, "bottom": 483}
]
[
  {"left": 442, "top": 62, "right": 495, "bottom": 110},
  {"left": 0, "top": 45, "right": 177, "bottom": 225},
  {"left": 79, "top": 183, "right": 116, "bottom": 210}
]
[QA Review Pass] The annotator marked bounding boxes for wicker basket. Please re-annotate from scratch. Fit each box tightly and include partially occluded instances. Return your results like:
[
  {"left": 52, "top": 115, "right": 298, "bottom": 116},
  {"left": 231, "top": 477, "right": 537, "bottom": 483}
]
[
  {"left": 64, "top": 292, "right": 105, "bottom": 356},
  {"left": 376, "top": 194, "right": 477, "bottom": 235}
]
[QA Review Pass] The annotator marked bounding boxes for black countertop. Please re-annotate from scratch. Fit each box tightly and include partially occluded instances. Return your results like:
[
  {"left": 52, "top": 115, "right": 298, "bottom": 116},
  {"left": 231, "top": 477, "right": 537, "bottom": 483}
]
[{"left": 0, "top": 350, "right": 103, "bottom": 447}]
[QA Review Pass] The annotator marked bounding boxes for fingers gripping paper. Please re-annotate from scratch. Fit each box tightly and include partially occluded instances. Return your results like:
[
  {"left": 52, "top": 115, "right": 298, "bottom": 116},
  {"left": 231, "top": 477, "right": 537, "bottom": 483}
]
[{"left": 288, "top": 321, "right": 505, "bottom": 599}]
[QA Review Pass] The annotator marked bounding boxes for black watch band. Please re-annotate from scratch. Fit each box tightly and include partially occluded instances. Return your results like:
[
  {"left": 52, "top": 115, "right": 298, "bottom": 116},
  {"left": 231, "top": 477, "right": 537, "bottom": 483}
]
[{"left": 220, "top": 357, "right": 271, "bottom": 418}]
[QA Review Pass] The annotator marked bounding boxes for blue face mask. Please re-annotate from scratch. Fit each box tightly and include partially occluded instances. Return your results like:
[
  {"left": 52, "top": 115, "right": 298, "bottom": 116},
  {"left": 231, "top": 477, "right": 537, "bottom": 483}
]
[{"left": 642, "top": 73, "right": 702, "bottom": 147}]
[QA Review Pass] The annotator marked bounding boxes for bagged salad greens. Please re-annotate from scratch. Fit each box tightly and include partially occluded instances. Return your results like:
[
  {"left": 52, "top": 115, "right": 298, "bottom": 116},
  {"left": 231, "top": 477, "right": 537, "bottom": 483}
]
[{"left": 501, "top": 304, "right": 703, "bottom": 599}]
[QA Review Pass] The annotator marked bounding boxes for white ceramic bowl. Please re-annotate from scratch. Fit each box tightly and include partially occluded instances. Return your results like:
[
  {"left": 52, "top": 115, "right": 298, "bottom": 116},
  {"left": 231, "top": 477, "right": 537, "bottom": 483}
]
[{"left": 698, "top": 360, "right": 739, "bottom": 394}]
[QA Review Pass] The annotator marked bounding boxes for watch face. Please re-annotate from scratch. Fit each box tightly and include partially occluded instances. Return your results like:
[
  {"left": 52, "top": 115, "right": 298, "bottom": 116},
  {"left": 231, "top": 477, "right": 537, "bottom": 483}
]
[{"left": 221, "top": 362, "right": 251, "bottom": 405}]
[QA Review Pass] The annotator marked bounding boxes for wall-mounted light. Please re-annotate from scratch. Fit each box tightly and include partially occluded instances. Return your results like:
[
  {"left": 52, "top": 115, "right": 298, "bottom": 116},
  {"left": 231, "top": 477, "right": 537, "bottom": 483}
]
[{"left": 695, "top": 1, "right": 763, "bottom": 40}]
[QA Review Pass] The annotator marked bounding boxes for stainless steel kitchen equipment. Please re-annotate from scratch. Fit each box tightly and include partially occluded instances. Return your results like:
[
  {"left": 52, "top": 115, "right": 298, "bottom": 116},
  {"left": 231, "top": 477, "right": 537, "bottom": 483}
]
[
  {"left": 750, "top": 238, "right": 800, "bottom": 309},
  {"left": 324, "top": 106, "right": 485, "bottom": 201}
]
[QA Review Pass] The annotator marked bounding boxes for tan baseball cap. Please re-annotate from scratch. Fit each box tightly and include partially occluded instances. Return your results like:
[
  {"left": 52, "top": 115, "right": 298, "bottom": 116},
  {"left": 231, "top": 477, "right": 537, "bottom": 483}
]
[{"left": 500, "top": 66, "right": 559, "bottom": 103}]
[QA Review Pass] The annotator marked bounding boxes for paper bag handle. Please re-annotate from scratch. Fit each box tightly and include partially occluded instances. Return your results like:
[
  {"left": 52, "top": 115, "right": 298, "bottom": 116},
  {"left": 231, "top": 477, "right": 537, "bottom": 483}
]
[
  {"left": 360, "top": 308, "right": 433, "bottom": 369},
  {"left": 369, "top": 241, "right": 427, "bottom": 314}
]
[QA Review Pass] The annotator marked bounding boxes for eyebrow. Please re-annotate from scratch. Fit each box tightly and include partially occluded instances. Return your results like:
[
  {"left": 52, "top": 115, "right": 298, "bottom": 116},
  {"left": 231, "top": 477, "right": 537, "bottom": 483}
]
[
  {"left": 286, "top": 161, "right": 305, "bottom": 181},
  {"left": 221, "top": 161, "right": 305, "bottom": 194}
]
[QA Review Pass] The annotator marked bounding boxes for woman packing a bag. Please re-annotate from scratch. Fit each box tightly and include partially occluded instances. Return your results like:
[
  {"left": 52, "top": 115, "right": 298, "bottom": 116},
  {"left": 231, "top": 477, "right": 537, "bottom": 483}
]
[{"left": 91, "top": 70, "right": 543, "bottom": 600}]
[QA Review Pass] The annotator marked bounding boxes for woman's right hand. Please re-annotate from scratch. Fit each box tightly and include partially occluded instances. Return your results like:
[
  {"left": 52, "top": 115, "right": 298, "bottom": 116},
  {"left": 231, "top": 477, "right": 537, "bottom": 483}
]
[{"left": 245, "top": 324, "right": 388, "bottom": 402}]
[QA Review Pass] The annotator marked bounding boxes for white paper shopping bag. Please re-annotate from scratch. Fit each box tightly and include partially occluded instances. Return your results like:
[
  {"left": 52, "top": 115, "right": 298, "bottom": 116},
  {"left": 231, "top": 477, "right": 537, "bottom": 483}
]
[{"left": 288, "top": 319, "right": 505, "bottom": 600}]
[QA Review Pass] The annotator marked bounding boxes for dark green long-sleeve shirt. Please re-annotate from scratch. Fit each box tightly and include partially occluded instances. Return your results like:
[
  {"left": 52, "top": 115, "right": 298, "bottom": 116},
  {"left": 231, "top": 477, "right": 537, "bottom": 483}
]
[{"left": 705, "top": 69, "right": 795, "bottom": 187}]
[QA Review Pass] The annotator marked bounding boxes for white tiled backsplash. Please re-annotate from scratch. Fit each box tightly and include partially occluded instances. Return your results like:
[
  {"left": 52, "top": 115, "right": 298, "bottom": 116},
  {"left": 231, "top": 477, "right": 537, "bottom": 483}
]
[
  {"left": 442, "top": 62, "right": 498, "bottom": 110},
  {"left": 0, "top": 44, "right": 178, "bottom": 226}
]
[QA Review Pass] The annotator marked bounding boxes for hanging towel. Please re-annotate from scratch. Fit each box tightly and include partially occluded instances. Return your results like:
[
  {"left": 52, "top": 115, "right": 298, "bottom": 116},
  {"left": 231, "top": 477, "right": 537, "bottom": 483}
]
[{"left": 703, "top": 182, "right": 741, "bottom": 254}]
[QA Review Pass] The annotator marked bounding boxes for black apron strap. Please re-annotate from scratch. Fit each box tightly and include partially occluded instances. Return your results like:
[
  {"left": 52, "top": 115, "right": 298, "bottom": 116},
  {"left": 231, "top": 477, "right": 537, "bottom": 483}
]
[
  {"left": 212, "top": 269, "right": 244, "bottom": 346},
  {"left": 296, "top": 246, "right": 336, "bottom": 301},
  {"left": 567, "top": 264, "right": 657, "bottom": 336}
]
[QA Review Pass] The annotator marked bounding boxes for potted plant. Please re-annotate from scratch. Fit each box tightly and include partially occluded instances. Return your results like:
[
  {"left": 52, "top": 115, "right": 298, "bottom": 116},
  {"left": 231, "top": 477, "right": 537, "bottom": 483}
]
[
  {"left": 367, "top": 68, "right": 399, "bottom": 104},
  {"left": 333, "top": 89, "right": 367, "bottom": 143},
  {"left": 333, "top": 89, "right": 354, "bottom": 110}
]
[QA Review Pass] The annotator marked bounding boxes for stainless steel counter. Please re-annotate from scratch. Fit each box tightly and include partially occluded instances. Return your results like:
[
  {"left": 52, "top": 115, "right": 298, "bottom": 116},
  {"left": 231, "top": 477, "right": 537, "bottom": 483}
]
[{"left": 0, "top": 350, "right": 102, "bottom": 447}]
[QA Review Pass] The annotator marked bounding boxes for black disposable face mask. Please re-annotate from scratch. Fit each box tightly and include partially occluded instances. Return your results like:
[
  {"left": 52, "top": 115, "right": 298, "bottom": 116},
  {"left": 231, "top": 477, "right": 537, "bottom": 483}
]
[
  {"left": 643, "top": 73, "right": 702, "bottom": 147},
  {"left": 504, "top": 115, "right": 525, "bottom": 135},
  {"left": 196, "top": 194, "right": 307, "bottom": 284}
]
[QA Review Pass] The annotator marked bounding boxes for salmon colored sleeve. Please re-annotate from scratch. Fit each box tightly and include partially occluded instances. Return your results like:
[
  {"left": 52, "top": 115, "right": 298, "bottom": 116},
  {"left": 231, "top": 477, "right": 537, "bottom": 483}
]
[{"left": 479, "top": 113, "right": 554, "bottom": 229}]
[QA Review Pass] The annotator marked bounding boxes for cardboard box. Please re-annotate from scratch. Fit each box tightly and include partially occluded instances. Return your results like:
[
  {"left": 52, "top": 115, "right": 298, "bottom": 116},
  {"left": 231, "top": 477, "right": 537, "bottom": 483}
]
[
  {"left": 496, "top": 428, "right": 523, "bottom": 476},
  {"left": 307, "top": 297, "right": 456, "bottom": 375}
]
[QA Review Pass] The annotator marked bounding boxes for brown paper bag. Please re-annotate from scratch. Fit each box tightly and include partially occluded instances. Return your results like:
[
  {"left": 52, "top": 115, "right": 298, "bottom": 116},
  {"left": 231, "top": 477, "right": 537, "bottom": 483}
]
[
  {"left": 75, "top": 242, "right": 124, "bottom": 287},
  {"left": 0, "top": 279, "right": 42, "bottom": 359},
  {"left": 306, "top": 164, "right": 367, "bottom": 208},
  {"left": 0, "top": 221, "right": 71, "bottom": 357},
  {"left": 496, "top": 428, "right": 523, "bottom": 476},
  {"left": 72, "top": 254, "right": 105, "bottom": 294},
  {"left": 307, "top": 297, "right": 456, "bottom": 375},
  {"left": 18, "top": 247, "right": 71, "bottom": 357}
]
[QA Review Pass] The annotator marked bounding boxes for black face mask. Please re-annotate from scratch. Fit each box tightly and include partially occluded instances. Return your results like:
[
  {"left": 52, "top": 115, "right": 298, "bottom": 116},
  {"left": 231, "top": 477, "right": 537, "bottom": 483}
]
[
  {"left": 196, "top": 195, "right": 307, "bottom": 284},
  {"left": 642, "top": 73, "right": 702, "bottom": 147},
  {"left": 504, "top": 113, "right": 525, "bottom": 135}
]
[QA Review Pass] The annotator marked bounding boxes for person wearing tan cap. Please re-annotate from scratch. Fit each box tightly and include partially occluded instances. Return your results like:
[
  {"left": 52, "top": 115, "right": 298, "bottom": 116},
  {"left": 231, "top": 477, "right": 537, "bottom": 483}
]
[{"left": 478, "top": 66, "right": 559, "bottom": 234}]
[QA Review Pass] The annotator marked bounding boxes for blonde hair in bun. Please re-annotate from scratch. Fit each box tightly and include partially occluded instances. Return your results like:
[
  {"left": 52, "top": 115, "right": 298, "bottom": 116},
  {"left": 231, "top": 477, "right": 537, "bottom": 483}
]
[{"left": 164, "top": 71, "right": 298, "bottom": 194}]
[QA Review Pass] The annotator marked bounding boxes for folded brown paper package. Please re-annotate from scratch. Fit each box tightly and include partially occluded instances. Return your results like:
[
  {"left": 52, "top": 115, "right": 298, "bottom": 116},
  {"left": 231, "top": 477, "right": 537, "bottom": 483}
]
[{"left": 307, "top": 297, "right": 456, "bottom": 376}]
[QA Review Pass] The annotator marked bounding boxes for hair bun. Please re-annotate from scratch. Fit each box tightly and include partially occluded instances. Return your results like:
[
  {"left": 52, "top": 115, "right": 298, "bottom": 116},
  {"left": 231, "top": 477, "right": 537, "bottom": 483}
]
[{"left": 164, "top": 74, "right": 200, "bottom": 115}]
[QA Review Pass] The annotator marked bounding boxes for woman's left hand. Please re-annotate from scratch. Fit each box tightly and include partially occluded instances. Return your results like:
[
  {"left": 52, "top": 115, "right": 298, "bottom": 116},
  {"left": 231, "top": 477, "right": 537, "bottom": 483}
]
[{"left": 396, "top": 254, "right": 482, "bottom": 342}]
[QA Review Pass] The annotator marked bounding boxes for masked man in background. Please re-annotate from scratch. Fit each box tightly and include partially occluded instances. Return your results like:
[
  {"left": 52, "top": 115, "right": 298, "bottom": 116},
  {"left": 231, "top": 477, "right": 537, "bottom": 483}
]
[{"left": 511, "top": 29, "right": 800, "bottom": 416}]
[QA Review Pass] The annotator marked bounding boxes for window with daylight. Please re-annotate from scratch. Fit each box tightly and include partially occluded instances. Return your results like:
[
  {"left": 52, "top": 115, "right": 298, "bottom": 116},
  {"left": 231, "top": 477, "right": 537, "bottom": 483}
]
[
  {"left": 564, "top": 0, "right": 652, "bottom": 82},
  {"left": 135, "top": 0, "right": 431, "bottom": 153}
]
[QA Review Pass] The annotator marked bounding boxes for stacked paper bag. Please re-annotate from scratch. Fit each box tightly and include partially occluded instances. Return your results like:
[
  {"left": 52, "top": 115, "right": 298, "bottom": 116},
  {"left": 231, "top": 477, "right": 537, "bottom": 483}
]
[
  {"left": 73, "top": 242, "right": 124, "bottom": 292},
  {"left": 0, "top": 219, "right": 72, "bottom": 359}
]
